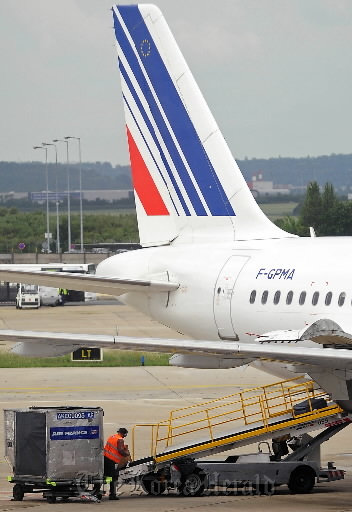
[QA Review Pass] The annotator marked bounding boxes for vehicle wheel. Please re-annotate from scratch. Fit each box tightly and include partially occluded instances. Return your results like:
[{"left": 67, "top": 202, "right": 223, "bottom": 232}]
[
  {"left": 13, "top": 484, "right": 24, "bottom": 501},
  {"left": 141, "top": 476, "right": 166, "bottom": 495},
  {"left": 179, "top": 469, "right": 205, "bottom": 497},
  {"left": 288, "top": 466, "right": 315, "bottom": 494},
  {"left": 46, "top": 496, "right": 57, "bottom": 503}
]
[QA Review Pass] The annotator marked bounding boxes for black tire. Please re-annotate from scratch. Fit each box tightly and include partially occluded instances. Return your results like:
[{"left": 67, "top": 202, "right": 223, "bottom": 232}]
[
  {"left": 47, "top": 496, "right": 57, "bottom": 503},
  {"left": 141, "top": 476, "right": 166, "bottom": 495},
  {"left": 288, "top": 466, "right": 315, "bottom": 494},
  {"left": 179, "top": 470, "right": 205, "bottom": 497},
  {"left": 13, "top": 484, "right": 24, "bottom": 501}
]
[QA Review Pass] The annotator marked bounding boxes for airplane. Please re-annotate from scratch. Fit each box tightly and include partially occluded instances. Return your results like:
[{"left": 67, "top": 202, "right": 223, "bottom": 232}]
[{"left": 1, "top": 4, "right": 352, "bottom": 411}]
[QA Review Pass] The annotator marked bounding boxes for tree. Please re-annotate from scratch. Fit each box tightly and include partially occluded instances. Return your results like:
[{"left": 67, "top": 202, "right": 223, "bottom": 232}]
[
  {"left": 275, "top": 216, "right": 307, "bottom": 236},
  {"left": 275, "top": 182, "right": 352, "bottom": 236},
  {"left": 300, "top": 182, "right": 323, "bottom": 234}
]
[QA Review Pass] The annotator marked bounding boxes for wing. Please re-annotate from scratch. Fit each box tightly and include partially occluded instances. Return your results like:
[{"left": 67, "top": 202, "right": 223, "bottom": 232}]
[
  {"left": 0, "top": 269, "right": 179, "bottom": 296},
  {"left": 1, "top": 320, "right": 352, "bottom": 370}
]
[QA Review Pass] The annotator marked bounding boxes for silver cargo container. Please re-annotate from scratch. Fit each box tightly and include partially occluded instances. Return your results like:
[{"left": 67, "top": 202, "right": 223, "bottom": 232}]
[{"left": 4, "top": 406, "right": 104, "bottom": 483}]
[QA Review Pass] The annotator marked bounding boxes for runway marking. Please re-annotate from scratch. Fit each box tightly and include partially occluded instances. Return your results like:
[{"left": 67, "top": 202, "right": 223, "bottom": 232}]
[
  {"left": 0, "top": 399, "right": 233, "bottom": 404},
  {"left": 0, "top": 384, "right": 245, "bottom": 393}
]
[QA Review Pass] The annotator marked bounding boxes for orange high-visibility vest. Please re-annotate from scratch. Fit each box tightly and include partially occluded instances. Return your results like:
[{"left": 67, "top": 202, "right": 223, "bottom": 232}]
[{"left": 104, "top": 433, "right": 125, "bottom": 464}]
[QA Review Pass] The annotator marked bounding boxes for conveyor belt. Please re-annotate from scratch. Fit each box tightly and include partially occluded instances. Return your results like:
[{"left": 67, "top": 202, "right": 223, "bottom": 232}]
[
  {"left": 154, "top": 404, "right": 346, "bottom": 463},
  {"left": 129, "top": 377, "right": 350, "bottom": 468}
]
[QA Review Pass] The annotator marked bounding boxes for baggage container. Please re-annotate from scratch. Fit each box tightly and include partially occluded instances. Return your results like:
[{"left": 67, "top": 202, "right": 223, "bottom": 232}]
[{"left": 4, "top": 406, "right": 105, "bottom": 502}]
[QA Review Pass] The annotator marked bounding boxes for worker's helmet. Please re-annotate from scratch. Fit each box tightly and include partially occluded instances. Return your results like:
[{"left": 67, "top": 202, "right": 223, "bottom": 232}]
[{"left": 118, "top": 427, "right": 128, "bottom": 436}]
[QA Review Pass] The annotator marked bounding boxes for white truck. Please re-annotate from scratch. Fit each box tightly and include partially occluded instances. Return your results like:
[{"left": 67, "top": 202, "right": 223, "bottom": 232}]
[
  {"left": 16, "top": 284, "right": 40, "bottom": 309},
  {"left": 39, "top": 287, "right": 61, "bottom": 307}
]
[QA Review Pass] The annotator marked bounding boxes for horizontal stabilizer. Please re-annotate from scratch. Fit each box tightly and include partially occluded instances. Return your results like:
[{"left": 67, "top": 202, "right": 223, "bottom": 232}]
[{"left": 0, "top": 269, "right": 179, "bottom": 296}]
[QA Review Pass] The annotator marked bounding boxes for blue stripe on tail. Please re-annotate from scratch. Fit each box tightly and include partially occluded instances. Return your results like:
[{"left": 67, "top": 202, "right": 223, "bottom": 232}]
[{"left": 115, "top": 5, "right": 236, "bottom": 217}]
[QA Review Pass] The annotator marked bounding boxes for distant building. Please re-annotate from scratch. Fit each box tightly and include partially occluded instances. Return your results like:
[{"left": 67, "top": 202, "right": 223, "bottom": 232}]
[
  {"left": 28, "top": 190, "right": 133, "bottom": 203},
  {"left": 0, "top": 191, "right": 28, "bottom": 201},
  {"left": 247, "top": 172, "right": 290, "bottom": 198},
  {"left": 82, "top": 190, "right": 133, "bottom": 202}
]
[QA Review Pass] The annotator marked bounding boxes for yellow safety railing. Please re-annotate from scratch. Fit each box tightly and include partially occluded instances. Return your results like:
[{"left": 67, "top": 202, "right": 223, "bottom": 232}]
[{"left": 131, "top": 377, "right": 341, "bottom": 461}]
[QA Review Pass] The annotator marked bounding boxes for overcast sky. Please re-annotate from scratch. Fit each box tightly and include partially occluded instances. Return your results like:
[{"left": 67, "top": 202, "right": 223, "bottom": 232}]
[{"left": 1, "top": 0, "right": 352, "bottom": 166}]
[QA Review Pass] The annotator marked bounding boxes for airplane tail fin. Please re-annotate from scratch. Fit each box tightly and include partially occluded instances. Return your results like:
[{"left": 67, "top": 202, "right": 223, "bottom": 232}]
[{"left": 112, "top": 4, "right": 292, "bottom": 246}]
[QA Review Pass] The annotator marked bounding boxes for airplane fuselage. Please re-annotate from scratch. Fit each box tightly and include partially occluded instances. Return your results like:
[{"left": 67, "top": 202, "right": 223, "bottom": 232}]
[{"left": 97, "top": 236, "right": 352, "bottom": 356}]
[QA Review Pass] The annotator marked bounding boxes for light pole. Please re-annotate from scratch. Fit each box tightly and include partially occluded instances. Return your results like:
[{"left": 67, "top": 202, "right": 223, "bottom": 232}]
[
  {"left": 42, "top": 142, "right": 60, "bottom": 253},
  {"left": 65, "top": 136, "right": 83, "bottom": 253},
  {"left": 33, "top": 145, "right": 50, "bottom": 253},
  {"left": 54, "top": 139, "right": 71, "bottom": 252}
]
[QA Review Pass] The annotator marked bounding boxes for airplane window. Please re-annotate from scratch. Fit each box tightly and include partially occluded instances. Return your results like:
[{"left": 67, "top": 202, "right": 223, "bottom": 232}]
[
  {"left": 273, "top": 291, "right": 281, "bottom": 305},
  {"left": 261, "top": 290, "right": 268, "bottom": 305},
  {"left": 338, "top": 292, "right": 346, "bottom": 307},
  {"left": 325, "top": 292, "right": 332, "bottom": 305},
  {"left": 312, "top": 292, "right": 319, "bottom": 306},
  {"left": 249, "top": 290, "right": 256, "bottom": 304},
  {"left": 286, "top": 291, "right": 293, "bottom": 305},
  {"left": 299, "top": 291, "right": 306, "bottom": 305}
]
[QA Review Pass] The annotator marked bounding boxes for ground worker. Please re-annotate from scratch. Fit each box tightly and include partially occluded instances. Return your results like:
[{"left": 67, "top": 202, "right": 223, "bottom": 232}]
[
  {"left": 58, "top": 288, "right": 68, "bottom": 305},
  {"left": 103, "top": 427, "right": 131, "bottom": 500}
]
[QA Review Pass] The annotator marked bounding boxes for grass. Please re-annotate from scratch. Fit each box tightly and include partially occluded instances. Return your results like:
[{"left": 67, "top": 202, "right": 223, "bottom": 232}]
[
  {"left": 0, "top": 349, "right": 170, "bottom": 368},
  {"left": 259, "top": 202, "right": 298, "bottom": 221}
]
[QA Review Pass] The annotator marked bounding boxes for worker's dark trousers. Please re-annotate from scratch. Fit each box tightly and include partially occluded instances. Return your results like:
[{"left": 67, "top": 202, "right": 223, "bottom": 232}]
[{"left": 104, "top": 456, "right": 118, "bottom": 496}]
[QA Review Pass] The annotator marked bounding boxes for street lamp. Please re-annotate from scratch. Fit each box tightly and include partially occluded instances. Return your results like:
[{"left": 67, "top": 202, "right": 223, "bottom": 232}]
[
  {"left": 42, "top": 142, "right": 60, "bottom": 253},
  {"left": 65, "top": 136, "right": 83, "bottom": 253},
  {"left": 33, "top": 145, "right": 50, "bottom": 253},
  {"left": 53, "top": 139, "right": 71, "bottom": 252}
]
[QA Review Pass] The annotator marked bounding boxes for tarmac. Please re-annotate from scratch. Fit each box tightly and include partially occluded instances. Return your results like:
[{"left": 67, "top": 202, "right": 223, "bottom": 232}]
[{"left": 0, "top": 301, "right": 350, "bottom": 510}]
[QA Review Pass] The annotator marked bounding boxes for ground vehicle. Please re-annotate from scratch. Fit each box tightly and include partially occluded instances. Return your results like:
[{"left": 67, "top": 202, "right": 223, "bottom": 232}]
[
  {"left": 39, "top": 287, "right": 61, "bottom": 307},
  {"left": 16, "top": 284, "right": 40, "bottom": 309},
  {"left": 120, "top": 378, "right": 348, "bottom": 497},
  {"left": 134, "top": 454, "right": 341, "bottom": 497},
  {"left": 0, "top": 264, "right": 96, "bottom": 306}
]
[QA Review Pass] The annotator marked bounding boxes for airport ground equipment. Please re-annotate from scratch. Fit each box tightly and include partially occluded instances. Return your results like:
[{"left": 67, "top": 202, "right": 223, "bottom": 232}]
[
  {"left": 120, "top": 377, "right": 349, "bottom": 496},
  {"left": 5, "top": 406, "right": 106, "bottom": 503},
  {"left": 15, "top": 284, "right": 40, "bottom": 309}
]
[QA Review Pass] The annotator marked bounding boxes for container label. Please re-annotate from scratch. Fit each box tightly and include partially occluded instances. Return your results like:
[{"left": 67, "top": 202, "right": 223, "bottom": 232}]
[
  {"left": 56, "top": 411, "right": 95, "bottom": 420},
  {"left": 50, "top": 425, "right": 100, "bottom": 440}
]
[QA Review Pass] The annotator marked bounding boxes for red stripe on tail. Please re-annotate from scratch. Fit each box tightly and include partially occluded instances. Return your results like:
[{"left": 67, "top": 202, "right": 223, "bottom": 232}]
[{"left": 127, "top": 128, "right": 169, "bottom": 216}]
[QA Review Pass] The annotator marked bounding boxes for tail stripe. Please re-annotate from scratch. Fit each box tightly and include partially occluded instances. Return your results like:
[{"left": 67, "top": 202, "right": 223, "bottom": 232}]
[
  {"left": 120, "top": 62, "right": 188, "bottom": 215},
  {"left": 123, "top": 89, "right": 181, "bottom": 215},
  {"left": 126, "top": 128, "right": 170, "bottom": 215},
  {"left": 113, "top": 9, "right": 207, "bottom": 216},
  {"left": 114, "top": 6, "right": 236, "bottom": 217}
]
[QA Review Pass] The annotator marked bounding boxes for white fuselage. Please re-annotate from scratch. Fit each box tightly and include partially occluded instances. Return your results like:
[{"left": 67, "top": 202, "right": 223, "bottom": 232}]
[{"left": 97, "top": 237, "right": 352, "bottom": 354}]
